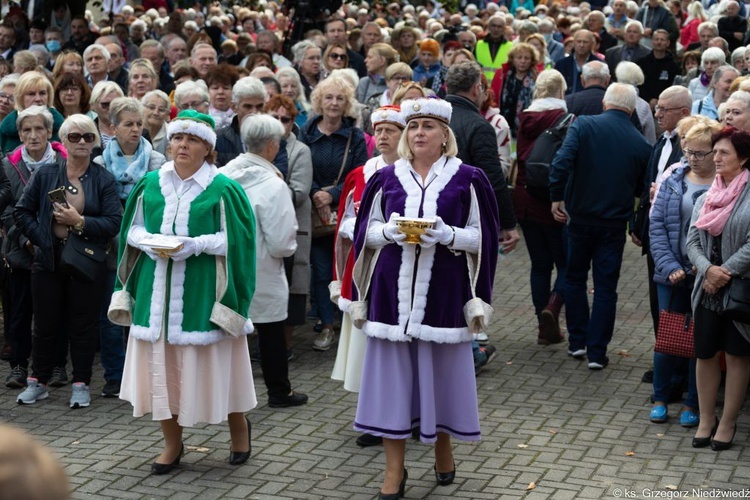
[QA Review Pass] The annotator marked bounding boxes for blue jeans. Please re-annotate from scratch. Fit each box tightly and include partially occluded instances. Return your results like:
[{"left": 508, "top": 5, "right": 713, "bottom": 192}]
[
  {"left": 310, "top": 236, "right": 335, "bottom": 325},
  {"left": 100, "top": 270, "right": 125, "bottom": 383},
  {"left": 653, "top": 283, "right": 698, "bottom": 408},
  {"left": 565, "top": 223, "right": 626, "bottom": 364},
  {"left": 520, "top": 220, "right": 567, "bottom": 316}
]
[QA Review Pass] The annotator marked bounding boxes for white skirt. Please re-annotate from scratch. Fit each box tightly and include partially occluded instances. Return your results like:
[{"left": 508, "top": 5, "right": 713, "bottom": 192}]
[
  {"left": 120, "top": 334, "right": 257, "bottom": 427},
  {"left": 331, "top": 312, "right": 367, "bottom": 393}
]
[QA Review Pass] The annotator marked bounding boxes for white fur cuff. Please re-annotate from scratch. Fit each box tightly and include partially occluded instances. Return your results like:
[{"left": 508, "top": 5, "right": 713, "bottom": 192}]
[
  {"left": 329, "top": 280, "right": 342, "bottom": 303},
  {"left": 349, "top": 300, "right": 368, "bottom": 329},
  {"left": 108, "top": 290, "right": 134, "bottom": 326},
  {"left": 463, "top": 297, "right": 494, "bottom": 334}
]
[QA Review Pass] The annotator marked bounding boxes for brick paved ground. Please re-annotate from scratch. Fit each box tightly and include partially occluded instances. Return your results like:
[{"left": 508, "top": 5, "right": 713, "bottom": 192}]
[{"left": 1, "top": 238, "right": 749, "bottom": 499}]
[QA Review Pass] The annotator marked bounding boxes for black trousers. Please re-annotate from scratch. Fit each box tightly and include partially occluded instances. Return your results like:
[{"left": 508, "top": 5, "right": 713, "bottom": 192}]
[
  {"left": 31, "top": 258, "right": 106, "bottom": 385},
  {"left": 7, "top": 268, "right": 33, "bottom": 369},
  {"left": 255, "top": 320, "right": 291, "bottom": 399},
  {"left": 647, "top": 252, "right": 659, "bottom": 337}
]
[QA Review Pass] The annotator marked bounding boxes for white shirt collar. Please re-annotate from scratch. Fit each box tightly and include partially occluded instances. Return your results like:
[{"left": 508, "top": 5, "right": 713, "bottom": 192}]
[{"left": 163, "top": 160, "right": 214, "bottom": 191}]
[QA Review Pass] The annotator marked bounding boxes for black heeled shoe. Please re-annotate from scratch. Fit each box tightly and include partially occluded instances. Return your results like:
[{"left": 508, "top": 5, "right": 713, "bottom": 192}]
[
  {"left": 692, "top": 417, "right": 719, "bottom": 448},
  {"left": 710, "top": 424, "right": 737, "bottom": 451},
  {"left": 151, "top": 442, "right": 184, "bottom": 475},
  {"left": 229, "top": 416, "right": 252, "bottom": 465},
  {"left": 379, "top": 468, "right": 407, "bottom": 499},
  {"left": 435, "top": 461, "right": 456, "bottom": 486}
]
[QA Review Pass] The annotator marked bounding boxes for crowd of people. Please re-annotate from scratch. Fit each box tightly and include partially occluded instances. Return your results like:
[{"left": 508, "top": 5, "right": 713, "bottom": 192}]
[{"left": 0, "top": 0, "right": 748, "bottom": 496}]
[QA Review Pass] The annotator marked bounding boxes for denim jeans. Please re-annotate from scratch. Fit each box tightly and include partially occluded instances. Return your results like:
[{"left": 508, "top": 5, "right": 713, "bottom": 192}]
[
  {"left": 565, "top": 223, "right": 626, "bottom": 364},
  {"left": 653, "top": 283, "right": 697, "bottom": 407},
  {"left": 310, "top": 235, "right": 335, "bottom": 325},
  {"left": 100, "top": 270, "right": 125, "bottom": 383},
  {"left": 519, "top": 220, "right": 567, "bottom": 316}
]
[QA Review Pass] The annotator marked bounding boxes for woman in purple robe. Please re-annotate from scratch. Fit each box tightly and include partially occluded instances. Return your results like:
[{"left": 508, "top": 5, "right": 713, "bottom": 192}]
[{"left": 351, "top": 97, "right": 500, "bottom": 499}]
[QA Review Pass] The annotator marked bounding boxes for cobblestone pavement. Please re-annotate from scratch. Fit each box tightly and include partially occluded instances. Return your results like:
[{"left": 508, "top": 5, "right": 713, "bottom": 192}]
[{"left": 1, "top": 238, "right": 749, "bottom": 500}]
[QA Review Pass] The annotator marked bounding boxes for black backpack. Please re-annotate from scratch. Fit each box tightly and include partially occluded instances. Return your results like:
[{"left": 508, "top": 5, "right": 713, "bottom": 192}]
[{"left": 524, "top": 113, "right": 575, "bottom": 201}]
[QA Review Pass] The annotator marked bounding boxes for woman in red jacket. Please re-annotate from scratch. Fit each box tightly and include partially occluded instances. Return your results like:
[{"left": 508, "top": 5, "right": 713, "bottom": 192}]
[{"left": 513, "top": 69, "right": 570, "bottom": 346}]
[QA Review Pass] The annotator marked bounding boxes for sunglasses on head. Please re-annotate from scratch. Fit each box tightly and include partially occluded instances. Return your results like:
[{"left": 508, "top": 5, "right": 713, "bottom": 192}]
[{"left": 67, "top": 133, "right": 96, "bottom": 143}]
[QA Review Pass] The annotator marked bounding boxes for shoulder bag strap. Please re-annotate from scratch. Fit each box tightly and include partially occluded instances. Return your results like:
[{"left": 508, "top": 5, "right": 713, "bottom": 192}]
[{"left": 333, "top": 129, "right": 354, "bottom": 187}]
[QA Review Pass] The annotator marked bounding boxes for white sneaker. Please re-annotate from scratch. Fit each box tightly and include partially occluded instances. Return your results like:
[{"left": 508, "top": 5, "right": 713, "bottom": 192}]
[
  {"left": 70, "top": 382, "right": 90, "bottom": 409},
  {"left": 17, "top": 378, "right": 48, "bottom": 404},
  {"left": 313, "top": 328, "right": 335, "bottom": 351},
  {"left": 567, "top": 348, "right": 587, "bottom": 359}
]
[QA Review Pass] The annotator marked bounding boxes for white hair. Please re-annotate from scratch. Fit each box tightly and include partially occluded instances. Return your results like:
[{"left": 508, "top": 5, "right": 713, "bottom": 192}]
[
  {"left": 130, "top": 20, "right": 147, "bottom": 34},
  {"left": 276, "top": 66, "right": 311, "bottom": 112},
  {"left": 241, "top": 113, "right": 285, "bottom": 154},
  {"left": 624, "top": 19, "right": 644, "bottom": 34},
  {"left": 83, "top": 44, "right": 111, "bottom": 63},
  {"left": 702, "top": 46, "right": 727, "bottom": 65},
  {"left": 615, "top": 61, "right": 644, "bottom": 86},
  {"left": 232, "top": 76, "right": 267, "bottom": 106},
  {"left": 142, "top": 89, "right": 170, "bottom": 108},
  {"left": 90, "top": 81, "right": 124, "bottom": 106},
  {"left": 59, "top": 114, "right": 101, "bottom": 148},
  {"left": 291, "top": 40, "right": 318, "bottom": 64},
  {"left": 16, "top": 105, "right": 53, "bottom": 131},
  {"left": 582, "top": 60, "right": 610, "bottom": 82},
  {"left": 603, "top": 83, "right": 637, "bottom": 112},
  {"left": 174, "top": 80, "right": 209, "bottom": 106}
]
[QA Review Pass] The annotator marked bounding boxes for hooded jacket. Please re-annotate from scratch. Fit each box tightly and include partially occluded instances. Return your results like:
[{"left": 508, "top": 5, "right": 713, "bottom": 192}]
[{"left": 222, "top": 152, "right": 298, "bottom": 323}]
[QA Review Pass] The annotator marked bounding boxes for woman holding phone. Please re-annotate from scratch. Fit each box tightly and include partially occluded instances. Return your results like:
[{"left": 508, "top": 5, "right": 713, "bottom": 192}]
[{"left": 14, "top": 114, "right": 122, "bottom": 409}]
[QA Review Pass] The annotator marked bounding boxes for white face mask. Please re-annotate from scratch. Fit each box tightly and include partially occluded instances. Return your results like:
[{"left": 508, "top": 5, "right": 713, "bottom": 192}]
[
  {"left": 543, "top": 33, "right": 552, "bottom": 43},
  {"left": 537, "top": 13, "right": 547, "bottom": 19}
]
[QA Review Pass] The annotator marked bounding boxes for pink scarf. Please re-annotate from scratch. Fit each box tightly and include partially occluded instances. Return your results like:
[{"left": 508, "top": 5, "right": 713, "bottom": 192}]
[{"left": 695, "top": 168, "right": 750, "bottom": 236}]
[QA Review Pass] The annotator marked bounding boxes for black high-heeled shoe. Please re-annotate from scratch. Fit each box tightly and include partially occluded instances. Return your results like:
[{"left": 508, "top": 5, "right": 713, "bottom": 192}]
[
  {"left": 229, "top": 416, "right": 252, "bottom": 465},
  {"left": 379, "top": 468, "right": 407, "bottom": 499},
  {"left": 710, "top": 424, "right": 737, "bottom": 451},
  {"left": 435, "top": 461, "right": 456, "bottom": 486},
  {"left": 692, "top": 417, "right": 719, "bottom": 448},
  {"left": 151, "top": 442, "right": 184, "bottom": 475}
]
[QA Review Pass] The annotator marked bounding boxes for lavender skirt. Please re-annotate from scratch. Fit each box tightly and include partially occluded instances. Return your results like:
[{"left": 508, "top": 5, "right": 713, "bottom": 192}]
[{"left": 354, "top": 336, "right": 480, "bottom": 443}]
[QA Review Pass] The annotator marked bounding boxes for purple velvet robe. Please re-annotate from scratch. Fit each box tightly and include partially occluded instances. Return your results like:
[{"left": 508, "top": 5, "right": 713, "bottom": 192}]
[{"left": 352, "top": 157, "right": 499, "bottom": 344}]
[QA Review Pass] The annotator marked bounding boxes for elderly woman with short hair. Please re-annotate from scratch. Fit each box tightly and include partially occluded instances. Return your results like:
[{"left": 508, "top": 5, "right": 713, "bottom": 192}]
[
  {"left": 14, "top": 114, "right": 122, "bottom": 409},
  {"left": 174, "top": 80, "right": 210, "bottom": 114},
  {"left": 0, "top": 73, "right": 19, "bottom": 124},
  {"left": 1, "top": 106, "right": 66, "bottom": 389},
  {"left": 689, "top": 47, "right": 727, "bottom": 102},
  {"left": 142, "top": 90, "right": 171, "bottom": 156},
  {"left": 292, "top": 40, "right": 322, "bottom": 100},
  {"left": 278, "top": 66, "right": 311, "bottom": 128},
  {"left": 380, "top": 62, "right": 413, "bottom": 106},
  {"left": 223, "top": 113, "right": 308, "bottom": 408},
  {"left": 93, "top": 97, "right": 167, "bottom": 205},
  {"left": 128, "top": 59, "right": 159, "bottom": 101},
  {"left": 0, "top": 71, "right": 64, "bottom": 155},
  {"left": 265, "top": 94, "right": 313, "bottom": 357},
  {"left": 615, "top": 61, "right": 658, "bottom": 144},
  {"left": 299, "top": 75, "right": 368, "bottom": 352},
  {"left": 692, "top": 65, "right": 741, "bottom": 121},
  {"left": 90, "top": 81, "right": 125, "bottom": 152},
  {"left": 54, "top": 72, "right": 93, "bottom": 119}
]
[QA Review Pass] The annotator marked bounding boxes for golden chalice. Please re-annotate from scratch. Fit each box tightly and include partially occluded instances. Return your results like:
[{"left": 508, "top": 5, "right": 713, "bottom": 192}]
[{"left": 394, "top": 217, "right": 436, "bottom": 244}]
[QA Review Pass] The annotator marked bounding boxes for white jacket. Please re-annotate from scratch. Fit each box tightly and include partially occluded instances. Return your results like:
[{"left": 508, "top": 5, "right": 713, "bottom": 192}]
[{"left": 222, "top": 152, "right": 298, "bottom": 323}]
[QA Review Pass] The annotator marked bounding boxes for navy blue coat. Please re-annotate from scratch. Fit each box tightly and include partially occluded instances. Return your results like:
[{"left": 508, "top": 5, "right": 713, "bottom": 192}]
[
  {"left": 549, "top": 109, "right": 651, "bottom": 227},
  {"left": 554, "top": 53, "right": 598, "bottom": 95},
  {"left": 649, "top": 164, "right": 698, "bottom": 285}
]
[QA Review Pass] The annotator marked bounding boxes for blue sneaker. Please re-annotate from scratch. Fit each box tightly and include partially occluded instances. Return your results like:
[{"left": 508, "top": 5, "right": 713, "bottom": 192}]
[
  {"left": 679, "top": 409, "right": 700, "bottom": 428},
  {"left": 650, "top": 405, "right": 668, "bottom": 423}
]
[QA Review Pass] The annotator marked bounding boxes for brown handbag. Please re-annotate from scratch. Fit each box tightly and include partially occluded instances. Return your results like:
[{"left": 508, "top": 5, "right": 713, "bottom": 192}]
[{"left": 311, "top": 130, "right": 353, "bottom": 238}]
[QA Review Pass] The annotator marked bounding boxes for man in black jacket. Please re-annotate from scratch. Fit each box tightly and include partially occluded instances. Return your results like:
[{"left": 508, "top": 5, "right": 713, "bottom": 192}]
[
  {"left": 637, "top": 30, "right": 680, "bottom": 106},
  {"left": 718, "top": 1, "right": 746, "bottom": 52},
  {"left": 444, "top": 61, "right": 519, "bottom": 252},
  {"left": 565, "top": 61, "right": 610, "bottom": 116}
]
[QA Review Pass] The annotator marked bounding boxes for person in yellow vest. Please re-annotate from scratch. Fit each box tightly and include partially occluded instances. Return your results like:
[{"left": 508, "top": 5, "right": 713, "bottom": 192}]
[{"left": 475, "top": 14, "right": 513, "bottom": 87}]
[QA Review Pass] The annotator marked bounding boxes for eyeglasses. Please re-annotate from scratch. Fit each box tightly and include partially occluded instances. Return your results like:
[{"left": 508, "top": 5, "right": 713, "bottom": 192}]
[
  {"left": 329, "top": 53, "right": 347, "bottom": 60},
  {"left": 99, "top": 101, "right": 111, "bottom": 109},
  {"left": 271, "top": 114, "right": 293, "bottom": 124},
  {"left": 0, "top": 92, "right": 14, "bottom": 103},
  {"left": 67, "top": 132, "right": 96, "bottom": 143},
  {"left": 177, "top": 100, "right": 207, "bottom": 111},
  {"left": 654, "top": 105, "right": 684, "bottom": 114},
  {"left": 145, "top": 104, "right": 170, "bottom": 114},
  {"left": 684, "top": 149, "right": 713, "bottom": 160},
  {"left": 61, "top": 86, "right": 81, "bottom": 93},
  {"left": 391, "top": 75, "right": 410, "bottom": 83}
]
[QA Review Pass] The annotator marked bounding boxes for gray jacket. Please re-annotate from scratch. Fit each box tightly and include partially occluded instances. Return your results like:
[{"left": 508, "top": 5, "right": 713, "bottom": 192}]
[
  {"left": 687, "top": 180, "right": 750, "bottom": 341},
  {"left": 285, "top": 133, "right": 313, "bottom": 295}
]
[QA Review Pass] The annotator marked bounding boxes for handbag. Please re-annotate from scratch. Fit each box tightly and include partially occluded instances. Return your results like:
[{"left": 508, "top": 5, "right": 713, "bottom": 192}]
[
  {"left": 311, "top": 129, "right": 353, "bottom": 238},
  {"left": 654, "top": 287, "right": 695, "bottom": 358},
  {"left": 59, "top": 233, "right": 108, "bottom": 283},
  {"left": 724, "top": 276, "right": 750, "bottom": 324}
]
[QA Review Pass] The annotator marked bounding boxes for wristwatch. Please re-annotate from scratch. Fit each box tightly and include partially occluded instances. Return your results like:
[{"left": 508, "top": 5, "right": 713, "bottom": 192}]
[{"left": 73, "top": 216, "right": 85, "bottom": 233}]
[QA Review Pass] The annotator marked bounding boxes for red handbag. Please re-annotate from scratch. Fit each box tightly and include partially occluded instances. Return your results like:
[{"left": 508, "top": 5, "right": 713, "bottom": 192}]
[{"left": 655, "top": 309, "right": 695, "bottom": 358}]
